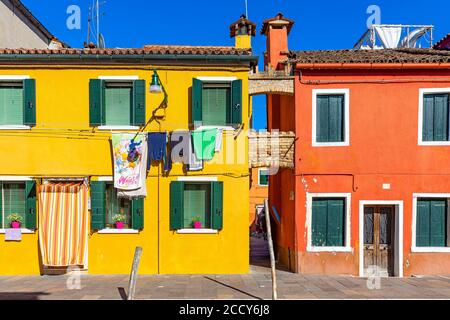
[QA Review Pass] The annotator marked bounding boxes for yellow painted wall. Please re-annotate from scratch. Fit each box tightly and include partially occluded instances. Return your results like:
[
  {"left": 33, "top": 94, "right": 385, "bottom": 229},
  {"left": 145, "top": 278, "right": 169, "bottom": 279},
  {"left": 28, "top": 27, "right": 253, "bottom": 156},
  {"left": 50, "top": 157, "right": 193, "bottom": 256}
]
[{"left": 0, "top": 64, "right": 251, "bottom": 275}]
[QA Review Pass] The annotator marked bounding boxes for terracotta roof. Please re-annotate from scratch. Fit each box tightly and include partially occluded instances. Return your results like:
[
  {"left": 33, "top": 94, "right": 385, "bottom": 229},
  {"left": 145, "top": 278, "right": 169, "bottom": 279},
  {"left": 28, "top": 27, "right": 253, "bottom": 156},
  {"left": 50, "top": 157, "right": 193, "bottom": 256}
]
[
  {"left": 261, "top": 13, "right": 294, "bottom": 35},
  {"left": 0, "top": 45, "right": 253, "bottom": 56},
  {"left": 288, "top": 48, "right": 450, "bottom": 64},
  {"left": 9, "top": 0, "right": 66, "bottom": 46},
  {"left": 434, "top": 33, "right": 450, "bottom": 49},
  {"left": 229, "top": 15, "right": 256, "bottom": 37}
]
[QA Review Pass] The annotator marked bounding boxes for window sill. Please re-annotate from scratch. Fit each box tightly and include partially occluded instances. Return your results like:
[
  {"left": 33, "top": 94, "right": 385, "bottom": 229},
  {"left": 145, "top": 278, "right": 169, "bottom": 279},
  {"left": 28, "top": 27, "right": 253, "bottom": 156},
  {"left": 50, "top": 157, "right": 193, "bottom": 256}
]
[
  {"left": 195, "top": 125, "right": 236, "bottom": 132},
  {"left": 176, "top": 229, "right": 218, "bottom": 234},
  {"left": 0, "top": 229, "right": 35, "bottom": 234},
  {"left": 98, "top": 125, "right": 140, "bottom": 131},
  {"left": 0, "top": 125, "right": 31, "bottom": 130},
  {"left": 307, "top": 246, "right": 352, "bottom": 253},
  {"left": 312, "top": 142, "right": 349, "bottom": 147},
  {"left": 97, "top": 229, "right": 139, "bottom": 234},
  {"left": 418, "top": 141, "right": 450, "bottom": 146},
  {"left": 411, "top": 246, "right": 450, "bottom": 253}
]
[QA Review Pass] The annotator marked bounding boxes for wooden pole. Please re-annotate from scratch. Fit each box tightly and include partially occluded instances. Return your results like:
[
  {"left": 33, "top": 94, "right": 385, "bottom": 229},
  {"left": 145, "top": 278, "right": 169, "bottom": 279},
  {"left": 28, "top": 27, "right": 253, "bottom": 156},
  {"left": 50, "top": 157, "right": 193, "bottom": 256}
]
[
  {"left": 127, "top": 246, "right": 143, "bottom": 300},
  {"left": 264, "top": 199, "right": 277, "bottom": 300}
]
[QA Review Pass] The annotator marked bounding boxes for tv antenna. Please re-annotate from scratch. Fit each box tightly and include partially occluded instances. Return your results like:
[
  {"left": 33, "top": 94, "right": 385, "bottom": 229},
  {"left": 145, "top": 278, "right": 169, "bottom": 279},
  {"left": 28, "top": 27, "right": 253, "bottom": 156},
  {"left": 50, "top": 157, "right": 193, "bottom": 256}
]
[
  {"left": 87, "top": 0, "right": 106, "bottom": 48},
  {"left": 245, "top": 0, "right": 249, "bottom": 19}
]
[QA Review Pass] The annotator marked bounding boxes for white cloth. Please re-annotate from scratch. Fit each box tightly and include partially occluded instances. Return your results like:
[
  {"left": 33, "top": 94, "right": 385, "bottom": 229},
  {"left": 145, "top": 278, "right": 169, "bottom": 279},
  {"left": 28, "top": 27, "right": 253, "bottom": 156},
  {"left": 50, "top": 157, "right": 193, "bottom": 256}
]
[
  {"left": 374, "top": 26, "right": 402, "bottom": 49},
  {"left": 117, "top": 135, "right": 148, "bottom": 199},
  {"left": 5, "top": 228, "right": 22, "bottom": 241},
  {"left": 399, "top": 27, "right": 428, "bottom": 48},
  {"left": 215, "top": 128, "right": 223, "bottom": 152}
]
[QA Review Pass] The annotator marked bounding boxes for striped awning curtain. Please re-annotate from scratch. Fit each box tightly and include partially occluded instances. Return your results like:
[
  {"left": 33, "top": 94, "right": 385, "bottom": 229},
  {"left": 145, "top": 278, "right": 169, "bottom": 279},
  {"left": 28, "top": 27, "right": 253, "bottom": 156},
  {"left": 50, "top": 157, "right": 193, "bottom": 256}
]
[{"left": 38, "top": 182, "right": 89, "bottom": 267}]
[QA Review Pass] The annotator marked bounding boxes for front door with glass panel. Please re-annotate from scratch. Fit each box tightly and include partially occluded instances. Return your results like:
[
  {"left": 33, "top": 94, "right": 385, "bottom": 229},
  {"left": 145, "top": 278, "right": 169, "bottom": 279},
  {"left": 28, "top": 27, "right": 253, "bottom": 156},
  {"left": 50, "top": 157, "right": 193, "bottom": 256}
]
[{"left": 363, "top": 205, "right": 395, "bottom": 277}]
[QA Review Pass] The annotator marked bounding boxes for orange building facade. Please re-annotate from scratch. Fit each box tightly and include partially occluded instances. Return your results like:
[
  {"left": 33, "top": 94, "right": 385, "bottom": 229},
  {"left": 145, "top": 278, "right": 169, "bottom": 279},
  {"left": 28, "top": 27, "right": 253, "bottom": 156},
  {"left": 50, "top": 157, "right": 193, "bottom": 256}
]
[
  {"left": 249, "top": 168, "right": 269, "bottom": 232},
  {"left": 264, "top": 14, "right": 450, "bottom": 277}
]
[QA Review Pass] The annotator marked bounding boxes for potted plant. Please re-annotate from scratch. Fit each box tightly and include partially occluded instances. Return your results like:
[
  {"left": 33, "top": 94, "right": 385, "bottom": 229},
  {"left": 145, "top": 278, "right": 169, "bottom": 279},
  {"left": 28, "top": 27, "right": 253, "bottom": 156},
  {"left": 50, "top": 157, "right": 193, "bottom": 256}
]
[
  {"left": 112, "top": 214, "right": 126, "bottom": 229},
  {"left": 7, "top": 214, "right": 23, "bottom": 229},
  {"left": 192, "top": 216, "right": 202, "bottom": 229}
]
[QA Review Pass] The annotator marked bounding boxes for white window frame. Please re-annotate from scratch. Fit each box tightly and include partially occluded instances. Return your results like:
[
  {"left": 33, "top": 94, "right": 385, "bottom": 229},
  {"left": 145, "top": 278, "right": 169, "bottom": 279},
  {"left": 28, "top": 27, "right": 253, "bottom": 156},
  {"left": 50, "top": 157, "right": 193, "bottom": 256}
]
[
  {"left": 176, "top": 176, "right": 220, "bottom": 233},
  {"left": 0, "top": 177, "right": 35, "bottom": 233},
  {"left": 306, "top": 192, "right": 352, "bottom": 252},
  {"left": 411, "top": 193, "right": 450, "bottom": 253},
  {"left": 418, "top": 88, "right": 450, "bottom": 146},
  {"left": 257, "top": 168, "right": 269, "bottom": 186},
  {"left": 0, "top": 75, "right": 31, "bottom": 130},
  {"left": 312, "top": 89, "right": 350, "bottom": 147},
  {"left": 195, "top": 76, "right": 238, "bottom": 131}
]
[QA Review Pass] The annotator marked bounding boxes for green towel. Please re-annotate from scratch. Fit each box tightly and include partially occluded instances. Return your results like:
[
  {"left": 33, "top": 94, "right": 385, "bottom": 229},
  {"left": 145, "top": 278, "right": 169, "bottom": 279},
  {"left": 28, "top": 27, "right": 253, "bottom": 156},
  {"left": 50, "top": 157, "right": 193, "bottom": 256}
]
[{"left": 192, "top": 128, "right": 217, "bottom": 160}]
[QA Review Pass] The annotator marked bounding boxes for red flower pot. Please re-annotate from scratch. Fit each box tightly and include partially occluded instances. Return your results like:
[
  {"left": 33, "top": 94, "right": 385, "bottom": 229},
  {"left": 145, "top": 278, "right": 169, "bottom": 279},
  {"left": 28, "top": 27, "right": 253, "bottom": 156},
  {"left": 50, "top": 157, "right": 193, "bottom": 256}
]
[
  {"left": 193, "top": 221, "right": 202, "bottom": 229},
  {"left": 11, "top": 221, "right": 21, "bottom": 229},
  {"left": 115, "top": 221, "right": 125, "bottom": 229}
]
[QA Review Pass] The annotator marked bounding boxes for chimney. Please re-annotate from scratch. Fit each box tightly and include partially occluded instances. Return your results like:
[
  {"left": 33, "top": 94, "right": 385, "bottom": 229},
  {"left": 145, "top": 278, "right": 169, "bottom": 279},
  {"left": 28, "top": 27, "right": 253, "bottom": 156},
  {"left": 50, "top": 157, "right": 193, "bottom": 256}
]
[
  {"left": 229, "top": 14, "right": 256, "bottom": 49},
  {"left": 261, "top": 13, "right": 294, "bottom": 70}
]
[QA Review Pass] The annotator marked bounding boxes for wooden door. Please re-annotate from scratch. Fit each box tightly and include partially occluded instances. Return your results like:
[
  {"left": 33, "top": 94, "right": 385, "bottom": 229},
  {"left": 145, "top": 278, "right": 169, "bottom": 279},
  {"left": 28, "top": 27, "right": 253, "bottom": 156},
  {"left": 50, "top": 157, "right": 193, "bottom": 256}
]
[{"left": 363, "top": 206, "right": 395, "bottom": 277}]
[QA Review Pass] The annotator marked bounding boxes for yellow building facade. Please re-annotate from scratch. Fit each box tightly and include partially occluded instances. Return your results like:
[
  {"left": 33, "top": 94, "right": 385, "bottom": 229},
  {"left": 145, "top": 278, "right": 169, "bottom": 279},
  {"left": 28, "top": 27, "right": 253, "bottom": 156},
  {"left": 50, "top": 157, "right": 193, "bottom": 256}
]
[{"left": 0, "top": 18, "right": 258, "bottom": 275}]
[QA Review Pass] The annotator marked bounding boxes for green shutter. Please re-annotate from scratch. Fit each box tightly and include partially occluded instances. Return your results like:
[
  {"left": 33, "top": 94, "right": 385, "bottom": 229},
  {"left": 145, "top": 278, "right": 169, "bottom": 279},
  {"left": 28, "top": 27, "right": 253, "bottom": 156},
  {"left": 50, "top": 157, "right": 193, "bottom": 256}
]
[
  {"left": 211, "top": 182, "right": 223, "bottom": 231},
  {"left": 326, "top": 199, "right": 345, "bottom": 246},
  {"left": 90, "top": 181, "right": 106, "bottom": 230},
  {"left": 423, "top": 94, "right": 449, "bottom": 142},
  {"left": 89, "top": 79, "right": 105, "bottom": 126},
  {"left": 0, "top": 86, "right": 24, "bottom": 125},
  {"left": 23, "top": 79, "right": 36, "bottom": 126},
  {"left": 416, "top": 200, "right": 431, "bottom": 247},
  {"left": 231, "top": 79, "right": 242, "bottom": 126},
  {"left": 316, "top": 95, "right": 329, "bottom": 142},
  {"left": 202, "top": 87, "right": 229, "bottom": 126},
  {"left": 328, "top": 95, "right": 344, "bottom": 142},
  {"left": 433, "top": 95, "right": 448, "bottom": 141},
  {"left": 131, "top": 198, "right": 144, "bottom": 230},
  {"left": 25, "top": 181, "right": 37, "bottom": 230},
  {"left": 430, "top": 200, "right": 446, "bottom": 247},
  {"left": 192, "top": 79, "right": 203, "bottom": 126},
  {"left": 312, "top": 199, "right": 327, "bottom": 246},
  {"left": 132, "top": 80, "right": 146, "bottom": 126},
  {"left": 316, "top": 95, "right": 344, "bottom": 143},
  {"left": 170, "top": 181, "right": 184, "bottom": 230}
]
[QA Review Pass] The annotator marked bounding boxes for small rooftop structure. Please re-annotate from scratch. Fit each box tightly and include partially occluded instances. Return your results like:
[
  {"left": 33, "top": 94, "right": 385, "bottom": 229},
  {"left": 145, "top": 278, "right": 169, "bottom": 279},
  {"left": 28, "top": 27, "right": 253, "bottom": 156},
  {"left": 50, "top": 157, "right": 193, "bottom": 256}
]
[
  {"left": 229, "top": 14, "right": 256, "bottom": 38},
  {"left": 261, "top": 12, "right": 294, "bottom": 35},
  {"left": 354, "top": 24, "right": 433, "bottom": 50}
]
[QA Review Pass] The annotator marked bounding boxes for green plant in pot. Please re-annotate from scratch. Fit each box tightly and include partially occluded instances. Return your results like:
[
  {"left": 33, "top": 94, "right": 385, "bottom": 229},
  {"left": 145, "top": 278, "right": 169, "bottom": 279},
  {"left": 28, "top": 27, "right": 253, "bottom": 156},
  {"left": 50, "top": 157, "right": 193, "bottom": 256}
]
[
  {"left": 192, "top": 215, "right": 202, "bottom": 229},
  {"left": 7, "top": 213, "right": 23, "bottom": 229},
  {"left": 112, "top": 214, "right": 127, "bottom": 229}
]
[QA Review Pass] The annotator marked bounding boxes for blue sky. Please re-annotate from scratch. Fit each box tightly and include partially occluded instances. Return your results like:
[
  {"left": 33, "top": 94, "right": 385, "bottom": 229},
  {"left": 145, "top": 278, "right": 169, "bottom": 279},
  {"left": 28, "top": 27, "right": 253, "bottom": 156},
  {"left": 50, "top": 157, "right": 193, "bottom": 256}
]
[{"left": 23, "top": 0, "right": 450, "bottom": 129}]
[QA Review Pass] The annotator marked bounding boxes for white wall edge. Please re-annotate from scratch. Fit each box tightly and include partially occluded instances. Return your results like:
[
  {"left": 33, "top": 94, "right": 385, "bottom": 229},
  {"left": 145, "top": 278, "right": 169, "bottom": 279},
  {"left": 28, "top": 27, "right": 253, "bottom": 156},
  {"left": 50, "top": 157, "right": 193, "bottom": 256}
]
[
  {"left": 0, "top": 75, "right": 30, "bottom": 80},
  {"left": 98, "top": 76, "right": 139, "bottom": 80},
  {"left": 177, "top": 177, "right": 218, "bottom": 182},
  {"left": 97, "top": 229, "right": 139, "bottom": 234},
  {"left": 177, "top": 229, "right": 218, "bottom": 234}
]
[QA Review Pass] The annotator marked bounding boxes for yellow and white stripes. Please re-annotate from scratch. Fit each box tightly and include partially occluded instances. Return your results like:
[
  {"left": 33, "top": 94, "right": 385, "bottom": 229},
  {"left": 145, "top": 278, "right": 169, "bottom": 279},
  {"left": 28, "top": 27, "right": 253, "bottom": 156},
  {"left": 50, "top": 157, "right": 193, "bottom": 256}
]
[{"left": 38, "top": 182, "right": 88, "bottom": 267}]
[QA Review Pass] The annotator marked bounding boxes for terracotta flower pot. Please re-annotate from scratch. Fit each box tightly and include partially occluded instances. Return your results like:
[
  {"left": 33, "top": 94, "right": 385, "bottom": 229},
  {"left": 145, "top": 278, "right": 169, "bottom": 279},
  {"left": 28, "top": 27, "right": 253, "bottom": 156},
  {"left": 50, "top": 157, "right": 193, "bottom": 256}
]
[
  {"left": 193, "top": 221, "right": 202, "bottom": 229},
  {"left": 115, "top": 221, "right": 125, "bottom": 229},
  {"left": 11, "top": 221, "right": 21, "bottom": 229}
]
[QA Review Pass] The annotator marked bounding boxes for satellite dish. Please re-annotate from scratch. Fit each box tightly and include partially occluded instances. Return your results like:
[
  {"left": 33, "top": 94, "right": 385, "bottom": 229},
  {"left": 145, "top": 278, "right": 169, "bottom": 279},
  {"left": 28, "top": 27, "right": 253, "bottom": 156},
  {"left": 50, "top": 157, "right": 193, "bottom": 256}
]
[{"left": 98, "top": 33, "right": 106, "bottom": 48}]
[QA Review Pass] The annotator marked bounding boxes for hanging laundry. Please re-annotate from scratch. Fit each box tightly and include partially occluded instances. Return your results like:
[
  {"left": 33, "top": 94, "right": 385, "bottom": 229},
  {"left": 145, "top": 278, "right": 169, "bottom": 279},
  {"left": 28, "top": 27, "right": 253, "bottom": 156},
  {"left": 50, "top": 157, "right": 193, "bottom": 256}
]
[
  {"left": 171, "top": 131, "right": 203, "bottom": 171},
  {"left": 117, "top": 135, "right": 148, "bottom": 198},
  {"left": 112, "top": 133, "right": 147, "bottom": 191},
  {"left": 215, "top": 128, "right": 223, "bottom": 152},
  {"left": 147, "top": 132, "right": 171, "bottom": 173},
  {"left": 192, "top": 128, "right": 217, "bottom": 161}
]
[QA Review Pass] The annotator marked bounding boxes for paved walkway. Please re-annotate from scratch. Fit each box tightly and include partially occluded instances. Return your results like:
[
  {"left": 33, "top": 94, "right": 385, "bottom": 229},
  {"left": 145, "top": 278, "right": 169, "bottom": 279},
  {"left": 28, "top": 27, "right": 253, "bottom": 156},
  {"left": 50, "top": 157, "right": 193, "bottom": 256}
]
[
  {"left": 0, "top": 270, "right": 449, "bottom": 300},
  {"left": 0, "top": 238, "right": 449, "bottom": 300}
]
